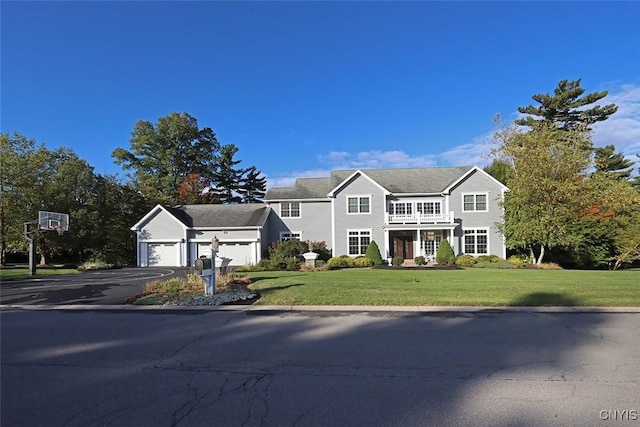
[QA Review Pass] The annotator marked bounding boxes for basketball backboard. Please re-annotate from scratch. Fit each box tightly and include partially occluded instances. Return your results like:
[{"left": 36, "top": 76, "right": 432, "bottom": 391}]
[{"left": 38, "top": 211, "right": 69, "bottom": 233}]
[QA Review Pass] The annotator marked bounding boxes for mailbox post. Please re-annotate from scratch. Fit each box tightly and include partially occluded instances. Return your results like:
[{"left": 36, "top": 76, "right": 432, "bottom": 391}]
[{"left": 209, "top": 235, "right": 219, "bottom": 295}]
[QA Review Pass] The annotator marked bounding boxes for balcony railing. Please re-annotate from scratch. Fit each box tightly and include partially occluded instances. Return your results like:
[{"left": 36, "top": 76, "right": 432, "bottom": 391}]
[{"left": 385, "top": 211, "right": 454, "bottom": 225}]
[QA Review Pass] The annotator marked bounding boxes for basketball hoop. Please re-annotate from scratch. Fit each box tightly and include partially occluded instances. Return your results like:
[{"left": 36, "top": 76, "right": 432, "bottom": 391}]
[{"left": 52, "top": 225, "right": 64, "bottom": 236}]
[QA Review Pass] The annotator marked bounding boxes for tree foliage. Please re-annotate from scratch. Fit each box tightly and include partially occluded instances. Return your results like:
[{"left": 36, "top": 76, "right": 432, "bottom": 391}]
[
  {"left": 494, "top": 121, "right": 592, "bottom": 265},
  {"left": 112, "top": 112, "right": 220, "bottom": 205},
  {"left": 483, "top": 158, "right": 513, "bottom": 187},
  {"left": 593, "top": 145, "right": 635, "bottom": 180},
  {"left": 1, "top": 132, "right": 150, "bottom": 266},
  {"left": 516, "top": 78, "right": 617, "bottom": 131}
]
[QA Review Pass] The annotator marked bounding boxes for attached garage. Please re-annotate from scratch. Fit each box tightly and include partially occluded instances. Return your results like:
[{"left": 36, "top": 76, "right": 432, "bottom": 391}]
[
  {"left": 132, "top": 204, "right": 274, "bottom": 268},
  {"left": 147, "top": 243, "right": 179, "bottom": 267}
]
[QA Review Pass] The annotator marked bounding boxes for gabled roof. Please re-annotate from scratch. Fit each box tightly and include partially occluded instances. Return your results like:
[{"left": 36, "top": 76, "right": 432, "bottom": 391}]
[
  {"left": 131, "top": 204, "right": 189, "bottom": 231},
  {"left": 264, "top": 166, "right": 475, "bottom": 200},
  {"left": 265, "top": 177, "right": 332, "bottom": 200},
  {"left": 132, "top": 204, "right": 272, "bottom": 230}
]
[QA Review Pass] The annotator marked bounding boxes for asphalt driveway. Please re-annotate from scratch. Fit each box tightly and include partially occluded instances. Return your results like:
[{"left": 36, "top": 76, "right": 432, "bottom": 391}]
[{"left": 0, "top": 267, "right": 190, "bottom": 305}]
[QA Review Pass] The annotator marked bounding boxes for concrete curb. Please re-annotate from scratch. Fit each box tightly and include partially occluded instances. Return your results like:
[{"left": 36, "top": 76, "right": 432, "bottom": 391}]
[{"left": 2, "top": 304, "right": 640, "bottom": 313}]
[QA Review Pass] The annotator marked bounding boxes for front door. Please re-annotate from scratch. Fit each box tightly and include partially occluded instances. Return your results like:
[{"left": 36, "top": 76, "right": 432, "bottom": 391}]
[{"left": 392, "top": 235, "right": 414, "bottom": 260}]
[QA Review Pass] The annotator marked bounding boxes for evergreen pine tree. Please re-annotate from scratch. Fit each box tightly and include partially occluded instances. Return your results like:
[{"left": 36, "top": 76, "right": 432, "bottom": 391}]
[
  {"left": 210, "top": 144, "right": 245, "bottom": 203},
  {"left": 593, "top": 145, "right": 635, "bottom": 180},
  {"left": 516, "top": 79, "right": 617, "bottom": 131},
  {"left": 238, "top": 166, "right": 267, "bottom": 203}
]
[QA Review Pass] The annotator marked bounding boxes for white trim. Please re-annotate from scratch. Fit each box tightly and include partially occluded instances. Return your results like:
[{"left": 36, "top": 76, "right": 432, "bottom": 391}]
[
  {"left": 130, "top": 204, "right": 189, "bottom": 231},
  {"left": 330, "top": 198, "right": 336, "bottom": 254},
  {"left": 191, "top": 226, "right": 263, "bottom": 231},
  {"left": 461, "top": 192, "right": 490, "bottom": 213},
  {"left": 444, "top": 166, "right": 509, "bottom": 193},
  {"left": 346, "top": 194, "right": 372, "bottom": 215},
  {"left": 279, "top": 231, "right": 302, "bottom": 241},
  {"left": 138, "top": 238, "right": 184, "bottom": 243},
  {"left": 327, "top": 170, "right": 390, "bottom": 197},
  {"left": 265, "top": 198, "right": 328, "bottom": 203},
  {"left": 280, "top": 201, "right": 302, "bottom": 218},
  {"left": 191, "top": 238, "right": 259, "bottom": 243},
  {"left": 462, "top": 227, "right": 490, "bottom": 255},
  {"left": 346, "top": 228, "right": 373, "bottom": 256}
]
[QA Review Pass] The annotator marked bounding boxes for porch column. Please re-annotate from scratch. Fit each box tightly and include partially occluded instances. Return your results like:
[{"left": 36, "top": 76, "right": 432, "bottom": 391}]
[{"left": 383, "top": 228, "right": 390, "bottom": 260}]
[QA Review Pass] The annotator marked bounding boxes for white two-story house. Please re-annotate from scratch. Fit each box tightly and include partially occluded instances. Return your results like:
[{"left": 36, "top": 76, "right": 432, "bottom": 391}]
[{"left": 131, "top": 166, "right": 507, "bottom": 267}]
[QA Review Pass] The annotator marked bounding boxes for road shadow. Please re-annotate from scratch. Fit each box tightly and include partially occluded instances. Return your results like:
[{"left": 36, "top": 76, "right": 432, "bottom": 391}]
[{"left": 2, "top": 293, "right": 634, "bottom": 426}]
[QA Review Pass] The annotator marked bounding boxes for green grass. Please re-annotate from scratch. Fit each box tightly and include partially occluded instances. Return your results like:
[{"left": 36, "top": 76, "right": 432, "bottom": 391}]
[
  {"left": 0, "top": 267, "right": 80, "bottom": 281},
  {"left": 248, "top": 268, "right": 640, "bottom": 307}
]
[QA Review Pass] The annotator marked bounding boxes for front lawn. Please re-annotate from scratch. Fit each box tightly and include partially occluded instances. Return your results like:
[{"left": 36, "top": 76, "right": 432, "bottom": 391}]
[
  {"left": 0, "top": 267, "right": 80, "bottom": 281},
  {"left": 247, "top": 268, "right": 640, "bottom": 306}
]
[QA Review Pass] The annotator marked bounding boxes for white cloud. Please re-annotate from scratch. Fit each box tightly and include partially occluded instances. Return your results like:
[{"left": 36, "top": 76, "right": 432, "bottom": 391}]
[
  {"left": 592, "top": 84, "right": 640, "bottom": 156},
  {"left": 266, "top": 83, "right": 640, "bottom": 189},
  {"left": 266, "top": 168, "right": 332, "bottom": 188},
  {"left": 318, "top": 150, "right": 438, "bottom": 169}
]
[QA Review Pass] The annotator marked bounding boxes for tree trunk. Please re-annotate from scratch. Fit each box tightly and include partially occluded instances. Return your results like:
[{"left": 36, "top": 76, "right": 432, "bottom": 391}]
[
  {"left": 529, "top": 247, "right": 535, "bottom": 264},
  {"left": 535, "top": 245, "right": 546, "bottom": 265},
  {"left": 613, "top": 259, "right": 623, "bottom": 270}
]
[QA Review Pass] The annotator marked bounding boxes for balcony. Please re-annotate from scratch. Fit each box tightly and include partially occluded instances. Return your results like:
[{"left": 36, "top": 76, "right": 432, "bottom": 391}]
[{"left": 385, "top": 211, "right": 454, "bottom": 225}]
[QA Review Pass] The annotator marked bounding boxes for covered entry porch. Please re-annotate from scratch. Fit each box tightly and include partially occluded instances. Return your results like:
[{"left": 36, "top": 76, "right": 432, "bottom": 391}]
[{"left": 384, "top": 224, "right": 457, "bottom": 262}]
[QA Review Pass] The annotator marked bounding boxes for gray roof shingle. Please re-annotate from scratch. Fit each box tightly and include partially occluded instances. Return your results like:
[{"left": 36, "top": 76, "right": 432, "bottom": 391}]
[
  {"left": 264, "top": 166, "right": 473, "bottom": 200},
  {"left": 166, "top": 204, "right": 271, "bottom": 228}
]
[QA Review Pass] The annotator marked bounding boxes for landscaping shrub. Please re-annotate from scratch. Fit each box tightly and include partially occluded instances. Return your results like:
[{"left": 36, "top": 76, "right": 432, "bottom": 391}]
[
  {"left": 311, "top": 241, "right": 332, "bottom": 262},
  {"left": 268, "top": 239, "right": 308, "bottom": 259},
  {"left": 414, "top": 256, "right": 426, "bottom": 266},
  {"left": 507, "top": 255, "right": 531, "bottom": 268},
  {"left": 392, "top": 256, "right": 404, "bottom": 267},
  {"left": 474, "top": 261, "right": 515, "bottom": 269},
  {"left": 79, "top": 252, "right": 114, "bottom": 270},
  {"left": 455, "top": 254, "right": 477, "bottom": 267},
  {"left": 435, "top": 240, "right": 456, "bottom": 265},
  {"left": 216, "top": 273, "right": 252, "bottom": 292},
  {"left": 327, "top": 256, "right": 355, "bottom": 269},
  {"left": 365, "top": 240, "right": 384, "bottom": 266},
  {"left": 476, "top": 255, "right": 501, "bottom": 263},
  {"left": 144, "top": 274, "right": 204, "bottom": 296},
  {"left": 535, "top": 262, "right": 564, "bottom": 270},
  {"left": 354, "top": 257, "right": 374, "bottom": 267}
]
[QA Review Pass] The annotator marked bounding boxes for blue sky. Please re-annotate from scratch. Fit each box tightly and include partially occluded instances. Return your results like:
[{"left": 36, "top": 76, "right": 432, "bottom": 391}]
[{"left": 2, "top": 1, "right": 639, "bottom": 187}]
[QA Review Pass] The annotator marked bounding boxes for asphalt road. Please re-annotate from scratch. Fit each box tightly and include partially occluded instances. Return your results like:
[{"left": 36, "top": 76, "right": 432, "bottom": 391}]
[
  {"left": 1, "top": 308, "right": 638, "bottom": 426},
  {"left": 0, "top": 267, "right": 190, "bottom": 305}
]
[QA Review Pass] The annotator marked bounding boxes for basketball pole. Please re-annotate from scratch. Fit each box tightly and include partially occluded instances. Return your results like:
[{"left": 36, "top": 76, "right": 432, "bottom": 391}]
[{"left": 24, "top": 221, "right": 38, "bottom": 276}]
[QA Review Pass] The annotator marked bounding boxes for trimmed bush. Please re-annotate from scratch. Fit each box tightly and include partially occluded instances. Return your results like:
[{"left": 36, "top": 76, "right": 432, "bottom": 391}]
[
  {"left": 365, "top": 240, "right": 384, "bottom": 265},
  {"left": 435, "top": 240, "right": 456, "bottom": 265},
  {"left": 476, "top": 254, "right": 501, "bottom": 263},
  {"left": 474, "top": 261, "right": 515, "bottom": 269},
  {"left": 354, "top": 257, "right": 374, "bottom": 267},
  {"left": 414, "top": 256, "right": 426, "bottom": 266},
  {"left": 507, "top": 255, "right": 531, "bottom": 268},
  {"left": 392, "top": 256, "right": 404, "bottom": 267},
  {"left": 327, "top": 256, "right": 355, "bottom": 269},
  {"left": 455, "top": 254, "right": 477, "bottom": 267}
]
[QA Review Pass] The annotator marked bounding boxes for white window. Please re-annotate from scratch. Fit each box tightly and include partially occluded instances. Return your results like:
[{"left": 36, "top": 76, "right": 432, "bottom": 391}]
[
  {"left": 389, "top": 202, "right": 412, "bottom": 215},
  {"left": 464, "top": 229, "right": 488, "bottom": 254},
  {"left": 348, "top": 230, "right": 371, "bottom": 256},
  {"left": 280, "top": 231, "right": 302, "bottom": 241},
  {"left": 281, "top": 202, "right": 301, "bottom": 218},
  {"left": 417, "top": 202, "right": 441, "bottom": 215},
  {"left": 347, "top": 196, "right": 370, "bottom": 214},
  {"left": 463, "top": 194, "right": 488, "bottom": 212}
]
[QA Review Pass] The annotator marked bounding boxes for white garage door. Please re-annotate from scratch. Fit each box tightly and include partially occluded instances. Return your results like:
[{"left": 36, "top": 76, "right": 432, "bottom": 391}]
[
  {"left": 147, "top": 243, "right": 178, "bottom": 267},
  {"left": 197, "top": 242, "right": 252, "bottom": 266}
]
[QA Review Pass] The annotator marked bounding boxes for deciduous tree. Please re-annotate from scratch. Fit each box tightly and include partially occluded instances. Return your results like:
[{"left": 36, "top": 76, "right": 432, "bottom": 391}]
[{"left": 112, "top": 112, "right": 220, "bottom": 205}]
